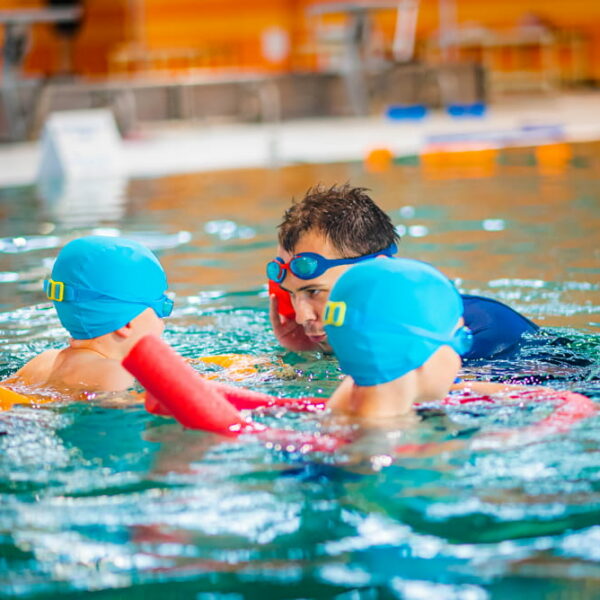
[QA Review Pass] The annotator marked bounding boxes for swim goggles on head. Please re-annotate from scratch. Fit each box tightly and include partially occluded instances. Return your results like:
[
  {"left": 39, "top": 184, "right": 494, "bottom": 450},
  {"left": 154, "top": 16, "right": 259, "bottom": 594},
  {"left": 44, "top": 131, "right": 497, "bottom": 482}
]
[
  {"left": 266, "top": 243, "right": 398, "bottom": 283},
  {"left": 43, "top": 279, "right": 174, "bottom": 318}
]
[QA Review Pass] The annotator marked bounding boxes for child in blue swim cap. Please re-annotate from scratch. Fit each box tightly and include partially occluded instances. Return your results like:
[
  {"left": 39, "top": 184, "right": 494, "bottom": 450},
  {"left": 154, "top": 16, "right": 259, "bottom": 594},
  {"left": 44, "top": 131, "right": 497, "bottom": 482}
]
[
  {"left": 7, "top": 236, "right": 173, "bottom": 394},
  {"left": 324, "top": 258, "right": 500, "bottom": 419}
]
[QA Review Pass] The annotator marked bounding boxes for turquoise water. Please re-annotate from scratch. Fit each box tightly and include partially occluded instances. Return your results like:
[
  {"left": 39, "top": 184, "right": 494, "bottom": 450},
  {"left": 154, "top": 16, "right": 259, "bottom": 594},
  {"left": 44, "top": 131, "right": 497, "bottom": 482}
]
[{"left": 0, "top": 149, "right": 599, "bottom": 599}]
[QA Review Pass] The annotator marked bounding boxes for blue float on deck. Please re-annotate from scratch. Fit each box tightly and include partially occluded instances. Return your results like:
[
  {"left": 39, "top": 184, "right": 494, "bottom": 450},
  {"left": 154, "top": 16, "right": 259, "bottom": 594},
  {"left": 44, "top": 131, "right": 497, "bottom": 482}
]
[
  {"left": 446, "top": 102, "right": 487, "bottom": 118},
  {"left": 386, "top": 104, "right": 429, "bottom": 120}
]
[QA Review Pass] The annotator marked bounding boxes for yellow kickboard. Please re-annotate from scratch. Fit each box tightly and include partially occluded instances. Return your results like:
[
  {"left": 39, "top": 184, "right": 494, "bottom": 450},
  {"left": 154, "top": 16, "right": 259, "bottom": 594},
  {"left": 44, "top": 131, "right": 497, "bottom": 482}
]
[
  {"left": 194, "top": 354, "right": 259, "bottom": 380},
  {"left": 0, "top": 386, "right": 54, "bottom": 411},
  {"left": 191, "top": 354, "right": 294, "bottom": 382}
]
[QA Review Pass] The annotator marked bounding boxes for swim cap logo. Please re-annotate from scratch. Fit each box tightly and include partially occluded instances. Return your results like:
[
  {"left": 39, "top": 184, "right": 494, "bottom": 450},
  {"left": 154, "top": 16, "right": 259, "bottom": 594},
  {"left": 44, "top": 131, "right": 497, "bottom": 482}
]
[
  {"left": 324, "top": 301, "right": 347, "bottom": 327},
  {"left": 44, "top": 279, "right": 65, "bottom": 302}
]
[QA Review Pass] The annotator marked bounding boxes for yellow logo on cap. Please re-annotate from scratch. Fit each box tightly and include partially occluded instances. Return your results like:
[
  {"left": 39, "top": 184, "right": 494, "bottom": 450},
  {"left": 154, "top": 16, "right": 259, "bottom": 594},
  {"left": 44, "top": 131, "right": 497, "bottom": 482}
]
[
  {"left": 324, "top": 301, "right": 347, "bottom": 327},
  {"left": 46, "top": 279, "right": 65, "bottom": 302}
]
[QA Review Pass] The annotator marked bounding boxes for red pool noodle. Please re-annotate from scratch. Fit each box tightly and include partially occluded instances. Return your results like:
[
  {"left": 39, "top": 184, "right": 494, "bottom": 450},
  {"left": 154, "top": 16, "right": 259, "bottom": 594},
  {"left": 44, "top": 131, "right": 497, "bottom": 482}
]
[
  {"left": 126, "top": 336, "right": 596, "bottom": 454},
  {"left": 123, "top": 335, "right": 247, "bottom": 434},
  {"left": 208, "top": 380, "right": 326, "bottom": 412},
  {"left": 126, "top": 336, "right": 346, "bottom": 451},
  {"left": 530, "top": 391, "right": 596, "bottom": 433},
  {"left": 143, "top": 385, "right": 280, "bottom": 415},
  {"left": 144, "top": 371, "right": 326, "bottom": 414}
]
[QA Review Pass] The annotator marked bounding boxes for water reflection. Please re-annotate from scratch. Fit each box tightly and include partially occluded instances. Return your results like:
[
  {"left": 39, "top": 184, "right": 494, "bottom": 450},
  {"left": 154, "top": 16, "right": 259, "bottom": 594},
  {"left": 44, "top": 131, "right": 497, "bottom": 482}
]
[{"left": 36, "top": 176, "right": 129, "bottom": 228}]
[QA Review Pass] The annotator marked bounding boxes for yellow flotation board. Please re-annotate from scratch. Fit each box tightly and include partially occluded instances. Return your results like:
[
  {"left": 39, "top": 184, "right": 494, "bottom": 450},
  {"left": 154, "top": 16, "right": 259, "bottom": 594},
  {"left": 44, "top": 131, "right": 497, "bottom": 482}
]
[
  {"left": 0, "top": 385, "right": 55, "bottom": 411},
  {"left": 191, "top": 354, "right": 295, "bottom": 382}
]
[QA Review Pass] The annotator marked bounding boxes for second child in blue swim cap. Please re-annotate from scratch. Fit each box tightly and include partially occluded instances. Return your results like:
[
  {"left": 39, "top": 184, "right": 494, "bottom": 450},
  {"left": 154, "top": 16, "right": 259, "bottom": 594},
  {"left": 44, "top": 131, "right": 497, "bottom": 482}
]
[
  {"left": 46, "top": 236, "right": 172, "bottom": 339},
  {"left": 323, "top": 258, "right": 474, "bottom": 419},
  {"left": 7, "top": 236, "right": 173, "bottom": 394}
]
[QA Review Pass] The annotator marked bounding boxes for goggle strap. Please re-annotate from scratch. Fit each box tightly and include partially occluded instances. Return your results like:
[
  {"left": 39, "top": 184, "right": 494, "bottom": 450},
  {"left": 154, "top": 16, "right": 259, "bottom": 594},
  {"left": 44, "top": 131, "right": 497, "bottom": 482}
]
[
  {"left": 44, "top": 280, "right": 170, "bottom": 312},
  {"left": 291, "top": 242, "right": 397, "bottom": 276},
  {"left": 346, "top": 317, "right": 469, "bottom": 348},
  {"left": 44, "top": 279, "right": 86, "bottom": 302}
]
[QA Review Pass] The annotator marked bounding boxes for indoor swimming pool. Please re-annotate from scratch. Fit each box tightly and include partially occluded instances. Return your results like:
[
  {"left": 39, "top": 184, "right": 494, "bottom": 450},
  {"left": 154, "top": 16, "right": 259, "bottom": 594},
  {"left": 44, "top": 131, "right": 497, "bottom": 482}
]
[{"left": 0, "top": 144, "right": 598, "bottom": 599}]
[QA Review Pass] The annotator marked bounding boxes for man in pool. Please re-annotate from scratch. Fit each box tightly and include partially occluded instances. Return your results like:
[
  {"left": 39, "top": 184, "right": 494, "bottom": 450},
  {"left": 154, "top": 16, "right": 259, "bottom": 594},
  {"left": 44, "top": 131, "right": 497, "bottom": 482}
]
[
  {"left": 268, "top": 184, "right": 538, "bottom": 360},
  {"left": 3, "top": 236, "right": 173, "bottom": 394}
]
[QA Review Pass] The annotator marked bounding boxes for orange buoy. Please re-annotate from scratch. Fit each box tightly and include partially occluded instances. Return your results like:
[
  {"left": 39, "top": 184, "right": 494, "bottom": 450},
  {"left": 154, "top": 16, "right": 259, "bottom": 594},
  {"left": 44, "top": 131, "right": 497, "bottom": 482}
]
[
  {"left": 364, "top": 148, "right": 394, "bottom": 173},
  {"left": 420, "top": 144, "right": 498, "bottom": 179},
  {"left": 535, "top": 143, "right": 572, "bottom": 174}
]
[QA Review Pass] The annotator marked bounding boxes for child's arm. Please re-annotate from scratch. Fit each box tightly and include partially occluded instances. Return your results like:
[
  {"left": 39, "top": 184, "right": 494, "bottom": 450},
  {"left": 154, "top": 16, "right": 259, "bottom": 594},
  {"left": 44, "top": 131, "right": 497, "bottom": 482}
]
[{"left": 2, "top": 350, "right": 60, "bottom": 387}]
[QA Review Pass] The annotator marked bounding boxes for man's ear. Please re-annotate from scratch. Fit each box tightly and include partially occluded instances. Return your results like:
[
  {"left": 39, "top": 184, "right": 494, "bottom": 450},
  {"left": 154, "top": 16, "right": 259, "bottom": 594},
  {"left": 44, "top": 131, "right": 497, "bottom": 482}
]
[{"left": 114, "top": 322, "right": 133, "bottom": 339}]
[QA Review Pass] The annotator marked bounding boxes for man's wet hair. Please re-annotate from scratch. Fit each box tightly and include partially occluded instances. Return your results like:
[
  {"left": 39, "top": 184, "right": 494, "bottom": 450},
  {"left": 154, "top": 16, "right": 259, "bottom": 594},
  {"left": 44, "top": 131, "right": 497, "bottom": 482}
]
[{"left": 278, "top": 184, "right": 400, "bottom": 256}]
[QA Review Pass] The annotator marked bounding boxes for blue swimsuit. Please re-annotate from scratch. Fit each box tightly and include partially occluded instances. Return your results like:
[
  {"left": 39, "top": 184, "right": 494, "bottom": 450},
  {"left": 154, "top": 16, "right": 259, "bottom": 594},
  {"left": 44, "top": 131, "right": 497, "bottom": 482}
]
[{"left": 461, "top": 294, "right": 538, "bottom": 360}]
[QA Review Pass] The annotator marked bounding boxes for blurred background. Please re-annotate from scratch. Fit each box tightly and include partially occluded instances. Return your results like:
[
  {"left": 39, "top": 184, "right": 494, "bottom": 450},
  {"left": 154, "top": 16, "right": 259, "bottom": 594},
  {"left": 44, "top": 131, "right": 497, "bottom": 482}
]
[
  {"left": 1, "top": 0, "right": 599, "bottom": 139},
  {"left": 1, "top": 7, "right": 600, "bottom": 598}
]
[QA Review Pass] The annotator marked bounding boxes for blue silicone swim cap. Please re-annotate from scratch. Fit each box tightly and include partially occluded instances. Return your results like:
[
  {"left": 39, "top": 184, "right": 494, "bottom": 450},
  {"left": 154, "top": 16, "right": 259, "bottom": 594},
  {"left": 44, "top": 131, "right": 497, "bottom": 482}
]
[
  {"left": 323, "top": 258, "right": 468, "bottom": 386},
  {"left": 43, "top": 236, "right": 171, "bottom": 340}
]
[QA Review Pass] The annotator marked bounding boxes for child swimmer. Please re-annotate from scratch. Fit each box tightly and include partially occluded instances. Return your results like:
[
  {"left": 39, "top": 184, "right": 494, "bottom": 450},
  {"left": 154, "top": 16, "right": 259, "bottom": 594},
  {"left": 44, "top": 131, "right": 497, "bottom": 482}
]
[
  {"left": 4, "top": 236, "right": 173, "bottom": 394},
  {"left": 324, "top": 258, "right": 517, "bottom": 420}
]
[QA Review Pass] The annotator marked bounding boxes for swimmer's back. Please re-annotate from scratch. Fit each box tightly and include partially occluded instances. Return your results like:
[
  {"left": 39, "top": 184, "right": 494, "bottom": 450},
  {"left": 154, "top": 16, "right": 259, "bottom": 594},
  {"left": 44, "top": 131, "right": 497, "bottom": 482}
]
[
  {"left": 7, "top": 349, "right": 60, "bottom": 387},
  {"left": 7, "top": 348, "right": 131, "bottom": 393},
  {"left": 461, "top": 294, "right": 538, "bottom": 360}
]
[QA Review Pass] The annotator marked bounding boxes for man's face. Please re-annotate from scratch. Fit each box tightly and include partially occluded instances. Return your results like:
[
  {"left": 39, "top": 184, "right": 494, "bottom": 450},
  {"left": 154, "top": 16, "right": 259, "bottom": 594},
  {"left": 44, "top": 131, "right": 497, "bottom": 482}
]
[{"left": 278, "top": 230, "right": 352, "bottom": 353}]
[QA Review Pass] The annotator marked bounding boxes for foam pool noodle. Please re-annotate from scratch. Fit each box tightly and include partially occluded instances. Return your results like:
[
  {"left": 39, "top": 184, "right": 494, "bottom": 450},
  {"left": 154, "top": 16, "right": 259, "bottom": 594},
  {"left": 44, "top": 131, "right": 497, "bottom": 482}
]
[
  {"left": 122, "top": 335, "right": 249, "bottom": 434},
  {"left": 124, "top": 335, "right": 326, "bottom": 420},
  {"left": 123, "top": 335, "right": 343, "bottom": 453},
  {"left": 123, "top": 337, "right": 595, "bottom": 456}
]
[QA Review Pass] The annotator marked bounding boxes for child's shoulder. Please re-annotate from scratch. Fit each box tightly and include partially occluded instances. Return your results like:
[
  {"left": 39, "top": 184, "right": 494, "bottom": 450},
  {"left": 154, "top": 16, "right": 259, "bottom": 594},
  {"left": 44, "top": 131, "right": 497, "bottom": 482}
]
[{"left": 11, "top": 349, "right": 61, "bottom": 386}]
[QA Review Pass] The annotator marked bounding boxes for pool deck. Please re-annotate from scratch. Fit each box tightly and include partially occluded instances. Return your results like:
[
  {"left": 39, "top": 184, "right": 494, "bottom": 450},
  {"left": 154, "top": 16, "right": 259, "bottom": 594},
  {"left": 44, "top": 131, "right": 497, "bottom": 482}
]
[{"left": 1, "top": 92, "right": 600, "bottom": 188}]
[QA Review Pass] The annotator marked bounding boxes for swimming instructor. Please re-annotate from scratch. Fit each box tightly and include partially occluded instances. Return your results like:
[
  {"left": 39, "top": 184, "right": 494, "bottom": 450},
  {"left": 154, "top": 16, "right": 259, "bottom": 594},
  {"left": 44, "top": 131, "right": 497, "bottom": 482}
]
[{"left": 267, "top": 184, "right": 538, "bottom": 360}]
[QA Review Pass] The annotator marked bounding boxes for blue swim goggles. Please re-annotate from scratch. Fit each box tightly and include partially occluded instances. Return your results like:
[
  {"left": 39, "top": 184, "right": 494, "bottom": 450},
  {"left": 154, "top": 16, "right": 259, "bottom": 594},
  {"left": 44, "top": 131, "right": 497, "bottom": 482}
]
[
  {"left": 399, "top": 323, "right": 474, "bottom": 357},
  {"left": 267, "top": 243, "right": 398, "bottom": 283},
  {"left": 43, "top": 279, "right": 174, "bottom": 318}
]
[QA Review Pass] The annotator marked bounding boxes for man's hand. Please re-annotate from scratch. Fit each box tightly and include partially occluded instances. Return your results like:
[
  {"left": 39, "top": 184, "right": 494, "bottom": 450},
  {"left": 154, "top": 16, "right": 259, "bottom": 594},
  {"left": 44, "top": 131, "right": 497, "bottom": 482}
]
[{"left": 269, "top": 294, "right": 319, "bottom": 352}]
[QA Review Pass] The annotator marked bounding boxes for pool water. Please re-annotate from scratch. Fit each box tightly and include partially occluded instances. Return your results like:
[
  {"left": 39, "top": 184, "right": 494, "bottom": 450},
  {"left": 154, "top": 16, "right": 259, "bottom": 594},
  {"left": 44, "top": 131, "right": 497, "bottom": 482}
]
[{"left": 0, "top": 144, "right": 599, "bottom": 599}]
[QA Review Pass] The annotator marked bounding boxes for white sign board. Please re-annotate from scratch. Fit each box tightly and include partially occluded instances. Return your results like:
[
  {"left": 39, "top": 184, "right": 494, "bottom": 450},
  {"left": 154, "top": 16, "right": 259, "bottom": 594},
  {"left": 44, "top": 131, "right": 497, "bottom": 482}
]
[{"left": 37, "top": 109, "right": 123, "bottom": 181}]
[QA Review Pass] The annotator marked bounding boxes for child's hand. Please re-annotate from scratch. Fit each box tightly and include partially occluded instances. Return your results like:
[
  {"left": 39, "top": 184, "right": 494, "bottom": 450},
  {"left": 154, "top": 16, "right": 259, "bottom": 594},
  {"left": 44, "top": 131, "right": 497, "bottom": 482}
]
[{"left": 269, "top": 294, "right": 319, "bottom": 352}]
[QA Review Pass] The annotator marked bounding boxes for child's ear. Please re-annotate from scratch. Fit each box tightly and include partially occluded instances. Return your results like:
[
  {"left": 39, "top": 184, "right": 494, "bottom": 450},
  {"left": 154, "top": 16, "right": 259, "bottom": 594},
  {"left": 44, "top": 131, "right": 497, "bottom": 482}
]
[{"left": 114, "top": 322, "right": 133, "bottom": 339}]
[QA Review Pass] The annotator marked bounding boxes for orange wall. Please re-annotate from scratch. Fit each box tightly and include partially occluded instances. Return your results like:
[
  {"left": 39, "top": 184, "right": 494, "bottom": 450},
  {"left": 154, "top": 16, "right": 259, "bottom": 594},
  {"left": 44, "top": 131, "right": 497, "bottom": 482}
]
[
  {"left": 1, "top": 0, "right": 599, "bottom": 79},
  {"left": 0, "top": 0, "right": 131, "bottom": 76},
  {"left": 380, "top": 0, "right": 600, "bottom": 78},
  {"left": 138, "top": 0, "right": 302, "bottom": 71}
]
